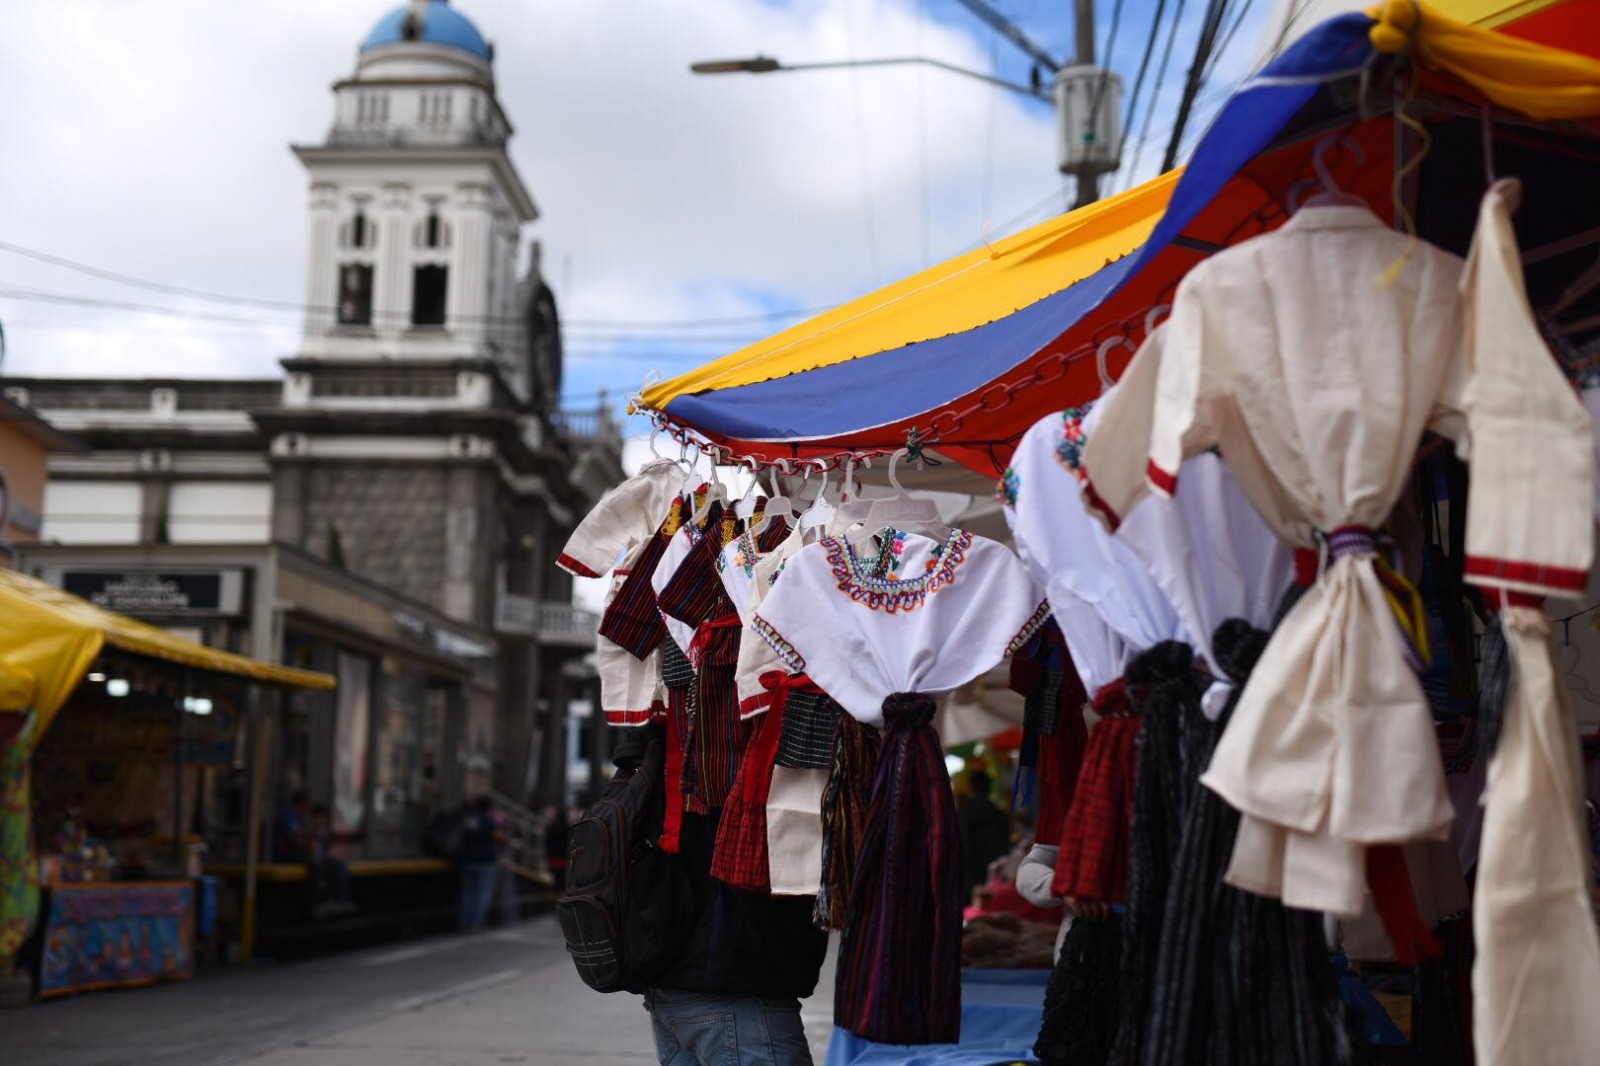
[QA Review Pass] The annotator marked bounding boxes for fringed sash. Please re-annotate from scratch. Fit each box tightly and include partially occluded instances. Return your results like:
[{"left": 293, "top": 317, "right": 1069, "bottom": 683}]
[{"left": 835, "top": 693, "right": 962, "bottom": 1045}]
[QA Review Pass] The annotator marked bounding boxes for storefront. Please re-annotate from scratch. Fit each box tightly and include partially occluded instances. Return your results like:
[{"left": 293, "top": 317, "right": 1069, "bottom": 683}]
[{"left": 0, "top": 568, "right": 332, "bottom": 1001}]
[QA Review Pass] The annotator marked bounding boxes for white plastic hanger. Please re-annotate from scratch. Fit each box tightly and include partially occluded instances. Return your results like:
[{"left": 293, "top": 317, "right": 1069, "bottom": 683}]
[
  {"left": 690, "top": 457, "right": 727, "bottom": 526},
  {"left": 849, "top": 448, "right": 949, "bottom": 549},
  {"left": 1096, "top": 335, "right": 1136, "bottom": 394},
  {"left": 829, "top": 456, "right": 876, "bottom": 538},
  {"left": 1288, "top": 134, "right": 1368, "bottom": 212},
  {"left": 798, "top": 461, "right": 837, "bottom": 539},
  {"left": 733, "top": 457, "right": 762, "bottom": 522},
  {"left": 751, "top": 463, "right": 795, "bottom": 537},
  {"left": 1144, "top": 303, "right": 1171, "bottom": 340}
]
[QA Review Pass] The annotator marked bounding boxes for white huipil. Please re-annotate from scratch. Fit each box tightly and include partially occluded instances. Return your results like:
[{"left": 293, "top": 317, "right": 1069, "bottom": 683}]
[
  {"left": 752, "top": 528, "right": 1047, "bottom": 728},
  {"left": 715, "top": 521, "right": 826, "bottom": 896},
  {"left": 1462, "top": 180, "right": 1600, "bottom": 1066},
  {"left": 1080, "top": 326, "right": 1294, "bottom": 714},
  {"left": 651, "top": 525, "right": 705, "bottom": 658},
  {"left": 556, "top": 460, "right": 681, "bottom": 727},
  {"left": 1000, "top": 401, "right": 1188, "bottom": 682},
  {"left": 1090, "top": 204, "right": 1473, "bottom": 917}
]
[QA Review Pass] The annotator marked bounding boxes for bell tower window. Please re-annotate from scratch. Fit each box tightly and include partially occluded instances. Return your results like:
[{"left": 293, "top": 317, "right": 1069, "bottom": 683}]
[
  {"left": 425, "top": 211, "right": 443, "bottom": 249},
  {"left": 343, "top": 209, "right": 376, "bottom": 250},
  {"left": 412, "top": 265, "right": 448, "bottom": 327},
  {"left": 337, "top": 264, "right": 374, "bottom": 326}
]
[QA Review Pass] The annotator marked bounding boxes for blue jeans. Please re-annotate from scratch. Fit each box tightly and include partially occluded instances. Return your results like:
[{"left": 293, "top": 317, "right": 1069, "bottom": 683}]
[
  {"left": 458, "top": 863, "right": 497, "bottom": 929},
  {"left": 645, "top": 988, "right": 813, "bottom": 1066}
]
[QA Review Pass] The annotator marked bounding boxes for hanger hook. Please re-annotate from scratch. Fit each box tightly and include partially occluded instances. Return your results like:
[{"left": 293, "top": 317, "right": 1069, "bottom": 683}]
[
  {"left": 887, "top": 447, "right": 909, "bottom": 496},
  {"left": 1144, "top": 303, "right": 1171, "bottom": 339},
  {"left": 1096, "top": 336, "right": 1125, "bottom": 392},
  {"left": 1313, "top": 134, "right": 1366, "bottom": 194}
]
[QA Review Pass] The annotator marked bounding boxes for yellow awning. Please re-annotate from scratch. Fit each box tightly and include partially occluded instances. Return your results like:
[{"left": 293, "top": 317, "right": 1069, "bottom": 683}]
[
  {"left": 0, "top": 662, "right": 35, "bottom": 714},
  {"left": 639, "top": 167, "right": 1183, "bottom": 409},
  {"left": 0, "top": 569, "right": 334, "bottom": 738}
]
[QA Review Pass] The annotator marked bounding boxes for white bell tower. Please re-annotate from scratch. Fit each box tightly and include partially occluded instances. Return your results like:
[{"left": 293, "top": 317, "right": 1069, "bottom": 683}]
[{"left": 289, "top": 0, "right": 537, "bottom": 396}]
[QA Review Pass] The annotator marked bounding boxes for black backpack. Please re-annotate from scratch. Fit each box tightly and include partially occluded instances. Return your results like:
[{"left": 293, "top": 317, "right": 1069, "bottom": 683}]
[{"left": 556, "top": 729, "right": 693, "bottom": 993}]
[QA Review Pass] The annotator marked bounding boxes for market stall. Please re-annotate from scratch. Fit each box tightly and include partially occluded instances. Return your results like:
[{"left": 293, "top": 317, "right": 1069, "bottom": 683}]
[
  {"left": 567, "top": 4, "right": 1600, "bottom": 1064},
  {"left": 0, "top": 569, "right": 333, "bottom": 1000}
]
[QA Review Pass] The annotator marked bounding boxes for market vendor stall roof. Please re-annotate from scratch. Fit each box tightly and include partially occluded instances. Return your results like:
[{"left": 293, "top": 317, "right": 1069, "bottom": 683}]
[
  {"left": 640, "top": 1, "right": 1600, "bottom": 477},
  {"left": 0, "top": 568, "right": 335, "bottom": 736}
]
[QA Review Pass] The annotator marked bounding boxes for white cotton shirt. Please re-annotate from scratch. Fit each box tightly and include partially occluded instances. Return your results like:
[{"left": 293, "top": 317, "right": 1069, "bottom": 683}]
[
  {"left": 752, "top": 528, "right": 1047, "bottom": 727},
  {"left": 557, "top": 459, "right": 683, "bottom": 579},
  {"left": 1001, "top": 404, "right": 1187, "bottom": 693},
  {"left": 557, "top": 462, "right": 681, "bottom": 727},
  {"left": 722, "top": 523, "right": 810, "bottom": 717},
  {"left": 1081, "top": 326, "right": 1293, "bottom": 714},
  {"left": 651, "top": 526, "right": 702, "bottom": 657}
]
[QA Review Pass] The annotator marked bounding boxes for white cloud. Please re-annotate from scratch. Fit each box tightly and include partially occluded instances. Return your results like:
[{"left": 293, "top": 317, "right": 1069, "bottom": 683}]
[{"left": 0, "top": 0, "right": 1267, "bottom": 412}]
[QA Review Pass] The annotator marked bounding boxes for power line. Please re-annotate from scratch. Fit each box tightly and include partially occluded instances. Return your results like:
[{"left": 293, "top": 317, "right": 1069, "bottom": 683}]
[
  {"left": 1122, "top": 0, "right": 1190, "bottom": 189},
  {"left": 1118, "top": 0, "right": 1172, "bottom": 172},
  {"left": 0, "top": 240, "right": 833, "bottom": 331},
  {"left": 843, "top": 0, "right": 883, "bottom": 286},
  {"left": 1161, "top": 0, "right": 1235, "bottom": 172}
]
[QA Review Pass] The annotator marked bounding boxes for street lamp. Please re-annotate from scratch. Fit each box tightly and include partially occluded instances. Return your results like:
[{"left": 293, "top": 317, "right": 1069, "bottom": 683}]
[{"left": 690, "top": 54, "right": 1049, "bottom": 102}]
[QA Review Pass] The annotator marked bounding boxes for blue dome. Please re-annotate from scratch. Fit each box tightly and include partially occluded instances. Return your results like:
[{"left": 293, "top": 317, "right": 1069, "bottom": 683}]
[{"left": 361, "top": 2, "right": 491, "bottom": 61}]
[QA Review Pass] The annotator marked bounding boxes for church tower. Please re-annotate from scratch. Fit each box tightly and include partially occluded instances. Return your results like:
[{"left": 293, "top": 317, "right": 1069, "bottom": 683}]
[{"left": 263, "top": 1, "right": 619, "bottom": 800}]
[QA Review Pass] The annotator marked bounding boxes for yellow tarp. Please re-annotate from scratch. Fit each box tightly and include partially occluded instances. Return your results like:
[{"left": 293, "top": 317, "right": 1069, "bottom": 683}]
[
  {"left": 1372, "top": 1, "right": 1600, "bottom": 119},
  {"left": 0, "top": 569, "right": 334, "bottom": 738},
  {"left": 639, "top": 167, "right": 1183, "bottom": 409},
  {"left": 0, "top": 662, "right": 34, "bottom": 714}
]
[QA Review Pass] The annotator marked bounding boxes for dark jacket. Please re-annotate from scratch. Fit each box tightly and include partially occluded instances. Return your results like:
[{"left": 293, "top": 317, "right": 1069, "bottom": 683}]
[{"left": 612, "top": 725, "right": 828, "bottom": 999}]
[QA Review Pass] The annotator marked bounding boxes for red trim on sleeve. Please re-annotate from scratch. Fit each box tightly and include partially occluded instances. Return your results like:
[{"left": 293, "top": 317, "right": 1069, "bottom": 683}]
[
  {"left": 1146, "top": 460, "right": 1178, "bottom": 497},
  {"left": 1464, "top": 555, "right": 1588, "bottom": 595},
  {"left": 557, "top": 552, "right": 602, "bottom": 579},
  {"left": 603, "top": 707, "right": 657, "bottom": 727},
  {"left": 738, "top": 691, "right": 775, "bottom": 720},
  {"left": 1079, "top": 476, "right": 1121, "bottom": 533}
]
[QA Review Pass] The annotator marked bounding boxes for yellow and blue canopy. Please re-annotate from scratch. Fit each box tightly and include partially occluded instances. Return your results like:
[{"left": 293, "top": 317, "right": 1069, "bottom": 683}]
[{"left": 640, "top": 1, "right": 1600, "bottom": 477}]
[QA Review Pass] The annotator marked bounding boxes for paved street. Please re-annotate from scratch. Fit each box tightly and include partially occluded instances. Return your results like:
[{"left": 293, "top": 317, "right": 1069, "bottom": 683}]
[{"left": 0, "top": 918, "right": 839, "bottom": 1066}]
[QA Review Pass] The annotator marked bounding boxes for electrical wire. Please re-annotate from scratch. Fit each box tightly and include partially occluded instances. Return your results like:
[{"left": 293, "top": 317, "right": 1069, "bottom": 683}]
[
  {"left": 917, "top": 0, "right": 931, "bottom": 267},
  {"left": 1118, "top": 0, "right": 1172, "bottom": 174},
  {"left": 1122, "top": 0, "right": 1190, "bottom": 190},
  {"left": 1202, "top": 0, "right": 1261, "bottom": 86},
  {"left": 0, "top": 240, "right": 834, "bottom": 331},
  {"left": 1161, "top": 0, "right": 1235, "bottom": 172}
]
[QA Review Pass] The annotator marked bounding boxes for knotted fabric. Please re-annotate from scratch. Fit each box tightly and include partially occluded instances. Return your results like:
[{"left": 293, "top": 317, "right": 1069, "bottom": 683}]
[
  {"left": 1053, "top": 680, "right": 1140, "bottom": 904},
  {"left": 814, "top": 713, "right": 881, "bottom": 931},
  {"left": 1208, "top": 523, "right": 1454, "bottom": 918},
  {"left": 836, "top": 692, "right": 962, "bottom": 1045}
]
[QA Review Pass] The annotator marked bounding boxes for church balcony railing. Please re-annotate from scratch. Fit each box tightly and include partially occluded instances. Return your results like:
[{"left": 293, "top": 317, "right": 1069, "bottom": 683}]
[{"left": 493, "top": 592, "right": 597, "bottom": 651}]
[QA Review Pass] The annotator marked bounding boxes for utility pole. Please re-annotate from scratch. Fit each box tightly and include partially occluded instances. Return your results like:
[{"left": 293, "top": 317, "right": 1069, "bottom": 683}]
[{"left": 1073, "top": 0, "right": 1100, "bottom": 206}]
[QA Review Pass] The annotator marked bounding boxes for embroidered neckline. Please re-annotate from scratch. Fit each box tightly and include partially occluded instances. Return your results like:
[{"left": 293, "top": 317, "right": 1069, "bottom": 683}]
[
  {"left": 1053, "top": 406, "right": 1091, "bottom": 482},
  {"left": 823, "top": 527, "right": 974, "bottom": 612}
]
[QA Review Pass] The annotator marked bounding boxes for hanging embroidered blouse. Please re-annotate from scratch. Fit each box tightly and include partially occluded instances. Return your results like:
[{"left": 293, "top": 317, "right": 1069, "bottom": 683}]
[
  {"left": 723, "top": 522, "right": 809, "bottom": 718},
  {"left": 560, "top": 462, "right": 685, "bottom": 727},
  {"left": 1082, "top": 204, "right": 1486, "bottom": 916},
  {"left": 1001, "top": 400, "right": 1188, "bottom": 674},
  {"left": 1081, "top": 326, "right": 1294, "bottom": 715},
  {"left": 751, "top": 527, "right": 1048, "bottom": 727},
  {"left": 652, "top": 521, "right": 712, "bottom": 658}
]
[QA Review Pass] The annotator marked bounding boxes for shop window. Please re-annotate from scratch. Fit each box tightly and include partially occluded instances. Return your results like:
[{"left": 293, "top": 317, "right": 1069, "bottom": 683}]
[
  {"left": 412, "top": 265, "right": 447, "bottom": 327},
  {"left": 337, "top": 264, "right": 373, "bottom": 326}
]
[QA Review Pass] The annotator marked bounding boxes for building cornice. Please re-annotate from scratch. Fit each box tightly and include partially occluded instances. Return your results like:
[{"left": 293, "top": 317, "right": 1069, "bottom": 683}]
[{"left": 290, "top": 144, "right": 537, "bottom": 222}]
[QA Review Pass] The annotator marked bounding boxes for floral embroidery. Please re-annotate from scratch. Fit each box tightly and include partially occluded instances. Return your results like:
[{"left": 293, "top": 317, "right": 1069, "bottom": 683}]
[
  {"left": 823, "top": 528, "right": 974, "bottom": 613},
  {"left": 717, "top": 532, "right": 759, "bottom": 577},
  {"left": 751, "top": 615, "right": 805, "bottom": 673},
  {"left": 994, "top": 467, "right": 1020, "bottom": 508},
  {"left": 1053, "top": 406, "right": 1091, "bottom": 482}
]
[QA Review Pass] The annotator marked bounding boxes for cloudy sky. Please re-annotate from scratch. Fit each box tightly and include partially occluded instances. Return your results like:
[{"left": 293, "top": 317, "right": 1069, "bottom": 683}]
[{"left": 0, "top": 0, "right": 1281, "bottom": 419}]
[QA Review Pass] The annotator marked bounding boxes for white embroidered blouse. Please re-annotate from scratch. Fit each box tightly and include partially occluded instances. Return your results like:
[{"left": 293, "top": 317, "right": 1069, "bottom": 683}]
[{"left": 752, "top": 528, "right": 1047, "bottom": 727}]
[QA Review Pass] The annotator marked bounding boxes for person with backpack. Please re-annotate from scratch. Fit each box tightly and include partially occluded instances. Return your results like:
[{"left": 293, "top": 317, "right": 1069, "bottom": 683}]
[{"left": 558, "top": 723, "right": 828, "bottom": 1065}]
